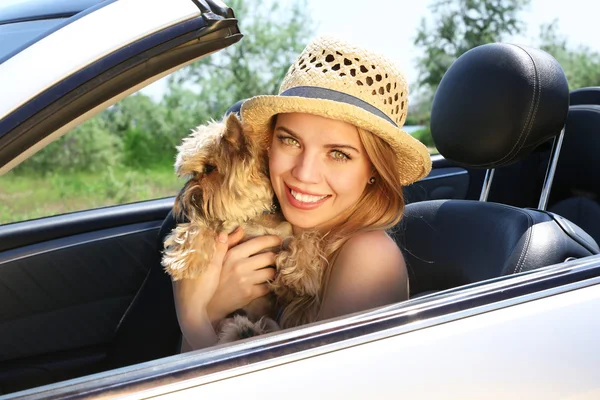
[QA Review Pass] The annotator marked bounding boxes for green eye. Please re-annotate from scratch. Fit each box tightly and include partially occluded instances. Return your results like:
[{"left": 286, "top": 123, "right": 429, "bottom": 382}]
[
  {"left": 282, "top": 137, "right": 299, "bottom": 146},
  {"left": 331, "top": 150, "right": 350, "bottom": 161}
]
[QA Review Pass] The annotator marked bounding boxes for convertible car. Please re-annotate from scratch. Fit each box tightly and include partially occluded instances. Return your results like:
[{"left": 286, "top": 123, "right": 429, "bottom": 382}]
[{"left": 1, "top": 0, "right": 600, "bottom": 398}]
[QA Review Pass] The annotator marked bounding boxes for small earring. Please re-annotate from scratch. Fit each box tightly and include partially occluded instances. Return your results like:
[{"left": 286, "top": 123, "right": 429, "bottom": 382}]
[{"left": 369, "top": 177, "right": 376, "bottom": 185}]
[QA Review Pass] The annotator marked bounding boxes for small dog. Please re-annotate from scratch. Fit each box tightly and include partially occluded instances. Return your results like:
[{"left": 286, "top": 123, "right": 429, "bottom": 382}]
[{"left": 162, "top": 113, "right": 325, "bottom": 342}]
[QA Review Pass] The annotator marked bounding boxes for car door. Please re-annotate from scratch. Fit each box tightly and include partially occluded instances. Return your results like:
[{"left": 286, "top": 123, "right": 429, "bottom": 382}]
[
  {"left": 0, "top": 0, "right": 241, "bottom": 394},
  {"left": 9, "top": 256, "right": 599, "bottom": 399}
]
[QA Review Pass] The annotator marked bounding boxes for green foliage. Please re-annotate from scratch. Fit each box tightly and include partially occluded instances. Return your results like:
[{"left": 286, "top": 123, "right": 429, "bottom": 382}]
[
  {"left": 105, "top": 93, "right": 177, "bottom": 168},
  {"left": 412, "top": 126, "right": 436, "bottom": 148},
  {"left": 13, "top": 116, "right": 122, "bottom": 175},
  {"left": 539, "top": 21, "right": 600, "bottom": 90},
  {"left": 414, "top": 0, "right": 530, "bottom": 93},
  {"left": 169, "top": 0, "right": 314, "bottom": 121}
]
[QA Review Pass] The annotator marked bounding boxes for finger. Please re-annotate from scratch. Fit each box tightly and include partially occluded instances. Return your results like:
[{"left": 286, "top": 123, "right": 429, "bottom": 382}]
[
  {"left": 229, "top": 235, "right": 283, "bottom": 258},
  {"left": 250, "top": 266, "right": 276, "bottom": 284},
  {"left": 227, "top": 226, "right": 245, "bottom": 249},
  {"left": 244, "top": 251, "right": 278, "bottom": 272},
  {"left": 209, "top": 232, "right": 229, "bottom": 271},
  {"left": 251, "top": 283, "right": 271, "bottom": 299}
]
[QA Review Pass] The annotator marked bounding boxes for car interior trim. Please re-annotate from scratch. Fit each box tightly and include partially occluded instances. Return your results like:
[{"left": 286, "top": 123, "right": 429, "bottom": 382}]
[
  {"left": 0, "top": 198, "right": 174, "bottom": 253},
  {"left": 0, "top": 221, "right": 162, "bottom": 265}
]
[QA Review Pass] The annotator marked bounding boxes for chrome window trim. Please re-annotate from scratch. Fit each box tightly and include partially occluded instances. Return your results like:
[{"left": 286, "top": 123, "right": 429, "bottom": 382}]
[
  {"left": 0, "top": 221, "right": 162, "bottom": 265},
  {"left": 10, "top": 255, "right": 600, "bottom": 400},
  {"left": 419, "top": 169, "right": 468, "bottom": 182}
]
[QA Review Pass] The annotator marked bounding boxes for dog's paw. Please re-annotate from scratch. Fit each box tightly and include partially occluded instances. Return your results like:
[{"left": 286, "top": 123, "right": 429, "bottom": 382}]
[{"left": 217, "top": 315, "right": 280, "bottom": 343}]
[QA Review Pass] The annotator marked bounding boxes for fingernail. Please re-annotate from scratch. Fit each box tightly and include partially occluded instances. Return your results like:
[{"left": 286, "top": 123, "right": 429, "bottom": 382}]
[{"left": 218, "top": 232, "right": 228, "bottom": 243}]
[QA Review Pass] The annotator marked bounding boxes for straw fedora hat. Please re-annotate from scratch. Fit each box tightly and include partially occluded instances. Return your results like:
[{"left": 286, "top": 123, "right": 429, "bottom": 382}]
[{"left": 241, "top": 36, "right": 432, "bottom": 186}]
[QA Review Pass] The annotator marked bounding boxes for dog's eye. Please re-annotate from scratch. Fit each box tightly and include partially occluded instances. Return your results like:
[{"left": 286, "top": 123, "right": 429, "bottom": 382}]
[{"left": 203, "top": 164, "right": 216, "bottom": 175}]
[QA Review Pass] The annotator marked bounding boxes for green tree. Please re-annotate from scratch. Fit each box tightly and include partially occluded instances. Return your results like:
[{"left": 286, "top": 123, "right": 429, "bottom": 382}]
[
  {"left": 13, "top": 116, "right": 122, "bottom": 175},
  {"left": 102, "top": 93, "right": 176, "bottom": 168},
  {"left": 539, "top": 21, "right": 600, "bottom": 90},
  {"left": 414, "top": 0, "right": 530, "bottom": 93},
  {"left": 169, "top": 0, "right": 314, "bottom": 122}
]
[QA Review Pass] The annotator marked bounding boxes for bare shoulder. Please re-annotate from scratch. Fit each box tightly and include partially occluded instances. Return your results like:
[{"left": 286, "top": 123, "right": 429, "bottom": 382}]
[
  {"left": 336, "top": 230, "right": 405, "bottom": 270},
  {"left": 318, "top": 230, "right": 408, "bottom": 321}
]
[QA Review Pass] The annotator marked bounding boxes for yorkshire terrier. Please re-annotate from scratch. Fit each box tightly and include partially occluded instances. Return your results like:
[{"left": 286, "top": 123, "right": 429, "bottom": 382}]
[{"left": 162, "top": 113, "right": 325, "bottom": 343}]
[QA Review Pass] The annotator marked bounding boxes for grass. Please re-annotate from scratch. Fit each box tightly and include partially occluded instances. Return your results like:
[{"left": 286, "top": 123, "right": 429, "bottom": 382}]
[{"left": 0, "top": 165, "right": 184, "bottom": 225}]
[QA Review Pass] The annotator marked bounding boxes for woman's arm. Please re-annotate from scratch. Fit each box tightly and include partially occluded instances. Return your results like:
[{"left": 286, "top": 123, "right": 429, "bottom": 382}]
[
  {"left": 172, "top": 232, "right": 228, "bottom": 350},
  {"left": 317, "top": 230, "right": 408, "bottom": 321},
  {"left": 172, "top": 229, "right": 281, "bottom": 352}
]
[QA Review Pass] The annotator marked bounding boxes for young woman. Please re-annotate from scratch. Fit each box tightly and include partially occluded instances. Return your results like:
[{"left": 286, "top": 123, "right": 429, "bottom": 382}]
[{"left": 173, "top": 36, "right": 432, "bottom": 351}]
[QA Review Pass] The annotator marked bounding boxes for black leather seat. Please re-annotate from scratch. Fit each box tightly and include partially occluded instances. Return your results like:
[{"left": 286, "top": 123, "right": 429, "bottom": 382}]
[
  {"left": 391, "top": 43, "right": 599, "bottom": 297},
  {"left": 570, "top": 86, "right": 600, "bottom": 106},
  {"left": 547, "top": 95, "right": 600, "bottom": 244}
]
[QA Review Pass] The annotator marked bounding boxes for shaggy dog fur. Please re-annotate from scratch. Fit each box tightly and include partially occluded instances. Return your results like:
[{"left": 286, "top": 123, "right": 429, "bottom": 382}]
[{"left": 162, "top": 113, "right": 326, "bottom": 342}]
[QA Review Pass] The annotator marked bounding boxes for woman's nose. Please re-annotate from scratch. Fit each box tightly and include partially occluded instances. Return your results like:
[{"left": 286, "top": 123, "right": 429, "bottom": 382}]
[{"left": 291, "top": 151, "right": 321, "bottom": 183}]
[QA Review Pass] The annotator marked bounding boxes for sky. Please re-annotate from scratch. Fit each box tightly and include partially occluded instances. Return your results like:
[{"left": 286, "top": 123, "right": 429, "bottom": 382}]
[{"left": 142, "top": 0, "right": 600, "bottom": 100}]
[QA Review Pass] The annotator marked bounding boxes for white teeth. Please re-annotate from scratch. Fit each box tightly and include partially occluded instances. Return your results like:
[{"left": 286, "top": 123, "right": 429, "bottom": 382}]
[{"left": 290, "top": 189, "right": 327, "bottom": 203}]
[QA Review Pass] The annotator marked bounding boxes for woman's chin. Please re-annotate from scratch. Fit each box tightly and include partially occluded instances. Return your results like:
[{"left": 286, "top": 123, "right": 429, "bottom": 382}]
[{"left": 280, "top": 209, "right": 319, "bottom": 230}]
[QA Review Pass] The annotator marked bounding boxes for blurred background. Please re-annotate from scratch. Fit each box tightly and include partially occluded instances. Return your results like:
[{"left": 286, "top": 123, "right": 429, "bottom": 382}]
[{"left": 3, "top": 0, "right": 599, "bottom": 223}]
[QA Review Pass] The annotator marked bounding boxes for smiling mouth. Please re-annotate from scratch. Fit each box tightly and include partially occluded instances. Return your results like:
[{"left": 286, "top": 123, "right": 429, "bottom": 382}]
[{"left": 289, "top": 188, "right": 328, "bottom": 203}]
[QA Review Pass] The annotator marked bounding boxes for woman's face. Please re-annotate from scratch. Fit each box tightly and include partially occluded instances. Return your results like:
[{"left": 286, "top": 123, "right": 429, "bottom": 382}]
[{"left": 269, "top": 112, "right": 373, "bottom": 231}]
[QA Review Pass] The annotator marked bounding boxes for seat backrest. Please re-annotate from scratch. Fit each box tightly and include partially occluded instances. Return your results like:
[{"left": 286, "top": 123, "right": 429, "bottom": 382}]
[
  {"left": 391, "top": 200, "right": 598, "bottom": 296},
  {"left": 396, "top": 43, "right": 599, "bottom": 296},
  {"left": 570, "top": 86, "right": 600, "bottom": 106},
  {"left": 550, "top": 104, "right": 600, "bottom": 206}
]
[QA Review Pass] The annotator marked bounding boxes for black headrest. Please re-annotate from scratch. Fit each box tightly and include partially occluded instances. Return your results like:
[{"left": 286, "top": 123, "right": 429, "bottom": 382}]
[
  {"left": 551, "top": 104, "right": 600, "bottom": 200},
  {"left": 570, "top": 87, "right": 600, "bottom": 106},
  {"left": 430, "top": 43, "right": 569, "bottom": 168}
]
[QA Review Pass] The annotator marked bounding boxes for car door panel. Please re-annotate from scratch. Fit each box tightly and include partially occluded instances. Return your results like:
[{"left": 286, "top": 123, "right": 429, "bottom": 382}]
[
  {"left": 404, "top": 166, "right": 471, "bottom": 203},
  {"left": 0, "top": 199, "right": 173, "bottom": 393},
  {"left": 404, "top": 155, "right": 487, "bottom": 204}
]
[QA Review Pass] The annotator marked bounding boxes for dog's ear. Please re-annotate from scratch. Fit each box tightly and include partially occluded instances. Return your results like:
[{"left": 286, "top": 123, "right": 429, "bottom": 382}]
[{"left": 223, "top": 113, "right": 244, "bottom": 148}]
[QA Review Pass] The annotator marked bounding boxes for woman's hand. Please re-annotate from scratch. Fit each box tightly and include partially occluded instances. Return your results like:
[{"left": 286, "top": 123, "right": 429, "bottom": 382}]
[
  {"left": 207, "top": 228, "right": 282, "bottom": 324},
  {"left": 173, "top": 228, "right": 282, "bottom": 351}
]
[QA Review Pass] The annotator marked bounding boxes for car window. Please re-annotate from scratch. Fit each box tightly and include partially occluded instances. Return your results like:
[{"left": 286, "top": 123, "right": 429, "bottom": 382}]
[{"left": 0, "top": 81, "right": 188, "bottom": 225}]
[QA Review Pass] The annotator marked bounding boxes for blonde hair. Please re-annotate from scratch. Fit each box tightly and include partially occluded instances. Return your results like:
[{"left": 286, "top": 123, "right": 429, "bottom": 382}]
[{"left": 278, "top": 126, "right": 405, "bottom": 328}]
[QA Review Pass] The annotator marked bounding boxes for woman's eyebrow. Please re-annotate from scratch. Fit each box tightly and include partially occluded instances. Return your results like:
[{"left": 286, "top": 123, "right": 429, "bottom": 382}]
[
  {"left": 275, "top": 126, "right": 300, "bottom": 138},
  {"left": 323, "top": 143, "right": 360, "bottom": 153},
  {"left": 275, "top": 125, "right": 360, "bottom": 153}
]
